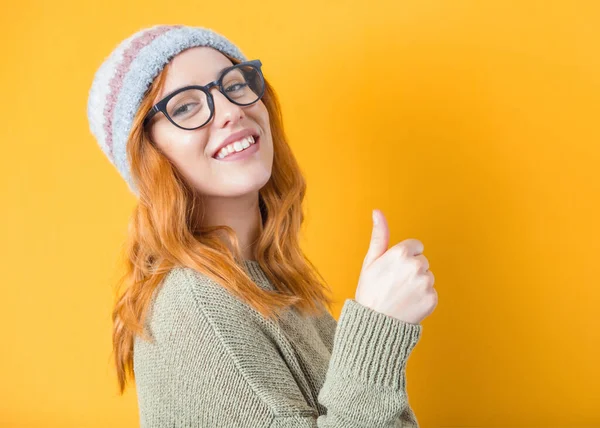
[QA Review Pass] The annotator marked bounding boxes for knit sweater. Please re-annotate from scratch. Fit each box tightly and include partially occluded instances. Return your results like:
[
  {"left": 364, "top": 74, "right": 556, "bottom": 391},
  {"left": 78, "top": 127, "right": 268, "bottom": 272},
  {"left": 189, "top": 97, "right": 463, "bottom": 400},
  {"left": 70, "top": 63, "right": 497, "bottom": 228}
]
[{"left": 133, "top": 259, "right": 423, "bottom": 427}]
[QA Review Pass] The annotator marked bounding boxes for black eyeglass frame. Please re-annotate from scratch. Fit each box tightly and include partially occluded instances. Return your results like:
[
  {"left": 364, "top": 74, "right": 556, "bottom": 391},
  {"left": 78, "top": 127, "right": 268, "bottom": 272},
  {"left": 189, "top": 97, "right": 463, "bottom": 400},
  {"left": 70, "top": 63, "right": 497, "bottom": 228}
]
[{"left": 143, "top": 59, "right": 265, "bottom": 130}]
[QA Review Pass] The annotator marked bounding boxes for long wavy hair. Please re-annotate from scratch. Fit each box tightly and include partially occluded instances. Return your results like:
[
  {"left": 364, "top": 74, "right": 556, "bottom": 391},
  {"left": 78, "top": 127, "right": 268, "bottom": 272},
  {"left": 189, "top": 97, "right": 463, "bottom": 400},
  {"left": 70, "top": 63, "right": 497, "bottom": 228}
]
[{"left": 111, "top": 53, "right": 336, "bottom": 395}]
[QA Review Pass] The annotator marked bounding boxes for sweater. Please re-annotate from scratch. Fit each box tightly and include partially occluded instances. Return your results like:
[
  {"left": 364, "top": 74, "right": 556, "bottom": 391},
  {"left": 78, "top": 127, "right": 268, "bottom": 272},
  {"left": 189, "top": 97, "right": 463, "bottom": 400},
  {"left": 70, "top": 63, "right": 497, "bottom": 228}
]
[{"left": 133, "top": 259, "right": 423, "bottom": 427}]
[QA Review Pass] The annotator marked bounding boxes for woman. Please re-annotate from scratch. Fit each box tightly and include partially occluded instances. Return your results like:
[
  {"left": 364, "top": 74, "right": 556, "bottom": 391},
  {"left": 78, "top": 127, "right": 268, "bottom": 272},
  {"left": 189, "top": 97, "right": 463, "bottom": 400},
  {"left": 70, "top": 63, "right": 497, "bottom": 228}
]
[{"left": 87, "top": 24, "right": 437, "bottom": 427}]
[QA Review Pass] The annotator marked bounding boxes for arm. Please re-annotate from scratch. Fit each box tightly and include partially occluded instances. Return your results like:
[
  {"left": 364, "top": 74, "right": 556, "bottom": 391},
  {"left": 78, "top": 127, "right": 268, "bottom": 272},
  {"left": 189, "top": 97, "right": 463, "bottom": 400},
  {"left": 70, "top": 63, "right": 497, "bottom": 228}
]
[
  {"left": 133, "top": 268, "right": 422, "bottom": 427},
  {"left": 272, "top": 298, "right": 422, "bottom": 427}
]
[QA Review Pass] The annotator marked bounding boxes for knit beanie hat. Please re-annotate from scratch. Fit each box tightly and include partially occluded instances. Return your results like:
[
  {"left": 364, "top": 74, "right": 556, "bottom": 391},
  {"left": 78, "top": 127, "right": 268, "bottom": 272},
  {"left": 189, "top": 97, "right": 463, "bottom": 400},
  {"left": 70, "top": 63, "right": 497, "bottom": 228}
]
[{"left": 86, "top": 24, "right": 248, "bottom": 197}]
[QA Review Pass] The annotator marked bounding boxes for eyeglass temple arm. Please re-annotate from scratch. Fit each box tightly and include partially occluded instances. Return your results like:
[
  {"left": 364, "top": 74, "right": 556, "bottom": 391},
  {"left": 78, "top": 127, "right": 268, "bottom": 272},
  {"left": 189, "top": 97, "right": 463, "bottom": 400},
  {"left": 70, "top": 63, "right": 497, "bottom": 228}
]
[{"left": 144, "top": 105, "right": 160, "bottom": 125}]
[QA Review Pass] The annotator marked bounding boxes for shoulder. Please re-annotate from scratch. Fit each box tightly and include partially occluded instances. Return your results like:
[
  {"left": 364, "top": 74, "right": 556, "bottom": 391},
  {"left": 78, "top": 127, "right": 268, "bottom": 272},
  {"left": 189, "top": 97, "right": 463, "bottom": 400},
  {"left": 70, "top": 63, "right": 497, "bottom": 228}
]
[
  {"left": 134, "top": 267, "right": 276, "bottom": 427},
  {"left": 148, "top": 265, "right": 268, "bottom": 331},
  {"left": 135, "top": 266, "right": 316, "bottom": 420},
  {"left": 151, "top": 265, "right": 222, "bottom": 305},
  {"left": 148, "top": 265, "right": 285, "bottom": 359}
]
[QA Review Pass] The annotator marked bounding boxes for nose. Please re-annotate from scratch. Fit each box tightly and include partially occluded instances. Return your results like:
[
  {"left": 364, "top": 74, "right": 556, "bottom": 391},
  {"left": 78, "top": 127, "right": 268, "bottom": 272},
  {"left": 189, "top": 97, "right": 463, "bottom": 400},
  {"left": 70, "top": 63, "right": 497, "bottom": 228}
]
[{"left": 210, "top": 87, "right": 245, "bottom": 128}]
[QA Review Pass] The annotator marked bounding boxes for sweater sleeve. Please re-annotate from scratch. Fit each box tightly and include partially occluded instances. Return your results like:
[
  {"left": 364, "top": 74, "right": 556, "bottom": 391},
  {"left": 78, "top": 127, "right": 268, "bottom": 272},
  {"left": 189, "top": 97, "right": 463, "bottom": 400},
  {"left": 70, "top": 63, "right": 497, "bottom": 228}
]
[
  {"left": 133, "top": 268, "right": 423, "bottom": 428},
  {"left": 271, "top": 298, "right": 423, "bottom": 427}
]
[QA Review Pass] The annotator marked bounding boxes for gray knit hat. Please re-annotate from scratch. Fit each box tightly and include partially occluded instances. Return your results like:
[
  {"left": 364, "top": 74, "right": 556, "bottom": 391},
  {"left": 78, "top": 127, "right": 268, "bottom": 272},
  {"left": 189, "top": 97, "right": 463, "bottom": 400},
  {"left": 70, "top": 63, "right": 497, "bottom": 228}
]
[{"left": 86, "top": 24, "right": 248, "bottom": 196}]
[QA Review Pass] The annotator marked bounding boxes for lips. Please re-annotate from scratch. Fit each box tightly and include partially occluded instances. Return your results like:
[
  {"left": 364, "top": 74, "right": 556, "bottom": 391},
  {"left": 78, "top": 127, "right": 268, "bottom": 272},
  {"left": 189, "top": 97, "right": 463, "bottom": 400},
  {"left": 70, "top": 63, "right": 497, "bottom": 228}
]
[
  {"left": 211, "top": 129, "right": 260, "bottom": 158},
  {"left": 215, "top": 135, "right": 261, "bottom": 161}
]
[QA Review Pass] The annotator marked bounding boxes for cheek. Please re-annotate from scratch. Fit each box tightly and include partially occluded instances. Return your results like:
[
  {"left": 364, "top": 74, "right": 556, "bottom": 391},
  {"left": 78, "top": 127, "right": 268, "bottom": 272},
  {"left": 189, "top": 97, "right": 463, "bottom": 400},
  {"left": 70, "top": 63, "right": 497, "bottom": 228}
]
[
  {"left": 178, "top": 132, "right": 207, "bottom": 154},
  {"left": 260, "top": 102, "right": 270, "bottom": 124},
  {"left": 251, "top": 100, "right": 269, "bottom": 123},
  {"left": 154, "top": 125, "right": 208, "bottom": 158}
]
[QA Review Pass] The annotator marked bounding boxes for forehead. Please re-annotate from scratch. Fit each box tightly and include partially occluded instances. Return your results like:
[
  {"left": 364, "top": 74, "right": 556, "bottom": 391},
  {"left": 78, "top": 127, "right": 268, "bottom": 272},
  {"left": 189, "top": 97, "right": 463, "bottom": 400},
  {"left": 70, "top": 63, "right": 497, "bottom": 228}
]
[{"left": 154, "top": 46, "right": 234, "bottom": 102}]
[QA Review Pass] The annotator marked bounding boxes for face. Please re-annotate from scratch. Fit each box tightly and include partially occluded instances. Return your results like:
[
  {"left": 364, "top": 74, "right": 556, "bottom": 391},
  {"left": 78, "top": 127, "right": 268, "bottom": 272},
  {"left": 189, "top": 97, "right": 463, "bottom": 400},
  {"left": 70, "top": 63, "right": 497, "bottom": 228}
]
[{"left": 146, "top": 47, "right": 273, "bottom": 198}]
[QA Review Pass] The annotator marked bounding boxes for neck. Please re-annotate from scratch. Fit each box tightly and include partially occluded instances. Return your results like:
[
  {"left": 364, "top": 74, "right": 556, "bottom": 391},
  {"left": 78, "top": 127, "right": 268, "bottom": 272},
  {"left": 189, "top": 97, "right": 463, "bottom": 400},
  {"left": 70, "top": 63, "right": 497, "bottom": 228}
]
[{"left": 195, "top": 191, "right": 263, "bottom": 260}]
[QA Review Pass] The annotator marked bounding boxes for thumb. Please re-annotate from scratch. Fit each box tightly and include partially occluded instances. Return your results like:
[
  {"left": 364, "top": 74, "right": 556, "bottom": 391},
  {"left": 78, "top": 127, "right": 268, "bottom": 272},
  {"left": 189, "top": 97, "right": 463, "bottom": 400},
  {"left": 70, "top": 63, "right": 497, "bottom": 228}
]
[{"left": 364, "top": 209, "right": 389, "bottom": 267}]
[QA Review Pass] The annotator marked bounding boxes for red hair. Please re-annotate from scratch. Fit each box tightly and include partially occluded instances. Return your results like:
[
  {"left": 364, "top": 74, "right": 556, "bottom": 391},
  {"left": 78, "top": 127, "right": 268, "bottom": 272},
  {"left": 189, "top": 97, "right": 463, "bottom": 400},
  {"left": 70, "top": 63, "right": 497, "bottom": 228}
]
[{"left": 110, "top": 55, "right": 336, "bottom": 394}]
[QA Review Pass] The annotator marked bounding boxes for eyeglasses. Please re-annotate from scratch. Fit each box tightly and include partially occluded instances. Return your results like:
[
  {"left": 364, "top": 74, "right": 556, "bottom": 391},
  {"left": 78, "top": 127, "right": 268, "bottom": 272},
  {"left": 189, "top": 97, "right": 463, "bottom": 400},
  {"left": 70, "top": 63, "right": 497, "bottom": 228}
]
[{"left": 143, "top": 59, "right": 265, "bottom": 130}]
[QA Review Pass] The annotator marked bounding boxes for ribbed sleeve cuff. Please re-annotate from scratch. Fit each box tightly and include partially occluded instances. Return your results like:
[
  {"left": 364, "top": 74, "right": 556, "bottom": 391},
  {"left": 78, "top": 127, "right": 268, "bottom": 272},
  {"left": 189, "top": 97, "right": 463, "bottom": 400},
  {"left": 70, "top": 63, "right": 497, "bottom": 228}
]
[{"left": 328, "top": 298, "right": 423, "bottom": 390}]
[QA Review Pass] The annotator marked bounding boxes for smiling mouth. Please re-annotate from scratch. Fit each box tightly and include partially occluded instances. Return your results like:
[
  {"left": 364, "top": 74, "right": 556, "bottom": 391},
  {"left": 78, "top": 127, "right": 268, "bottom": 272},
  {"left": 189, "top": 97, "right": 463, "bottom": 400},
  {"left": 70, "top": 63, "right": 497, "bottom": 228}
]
[{"left": 212, "top": 134, "right": 260, "bottom": 160}]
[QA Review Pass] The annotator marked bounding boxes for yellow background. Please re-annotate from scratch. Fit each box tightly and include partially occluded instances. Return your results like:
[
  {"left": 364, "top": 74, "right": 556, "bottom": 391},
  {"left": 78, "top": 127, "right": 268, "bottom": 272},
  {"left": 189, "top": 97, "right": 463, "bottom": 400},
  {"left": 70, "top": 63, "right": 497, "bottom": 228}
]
[{"left": 1, "top": 0, "right": 598, "bottom": 427}]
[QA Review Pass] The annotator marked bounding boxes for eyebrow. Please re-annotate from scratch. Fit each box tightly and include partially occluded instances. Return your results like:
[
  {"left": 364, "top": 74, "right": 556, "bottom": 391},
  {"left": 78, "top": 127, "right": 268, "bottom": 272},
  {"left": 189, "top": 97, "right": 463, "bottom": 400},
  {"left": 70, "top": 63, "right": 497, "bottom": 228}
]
[{"left": 164, "top": 65, "right": 232, "bottom": 98}]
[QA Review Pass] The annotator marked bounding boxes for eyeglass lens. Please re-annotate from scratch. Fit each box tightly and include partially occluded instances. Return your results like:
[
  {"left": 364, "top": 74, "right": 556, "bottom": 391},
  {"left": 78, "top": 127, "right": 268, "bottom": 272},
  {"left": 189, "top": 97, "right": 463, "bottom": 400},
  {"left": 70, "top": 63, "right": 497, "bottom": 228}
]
[{"left": 165, "top": 64, "right": 264, "bottom": 129}]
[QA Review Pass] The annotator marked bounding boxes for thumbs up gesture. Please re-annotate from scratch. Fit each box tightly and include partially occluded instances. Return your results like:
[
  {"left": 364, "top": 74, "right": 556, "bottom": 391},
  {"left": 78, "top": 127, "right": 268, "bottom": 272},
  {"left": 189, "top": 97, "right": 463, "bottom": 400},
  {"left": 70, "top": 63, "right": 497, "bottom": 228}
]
[{"left": 355, "top": 209, "right": 438, "bottom": 325}]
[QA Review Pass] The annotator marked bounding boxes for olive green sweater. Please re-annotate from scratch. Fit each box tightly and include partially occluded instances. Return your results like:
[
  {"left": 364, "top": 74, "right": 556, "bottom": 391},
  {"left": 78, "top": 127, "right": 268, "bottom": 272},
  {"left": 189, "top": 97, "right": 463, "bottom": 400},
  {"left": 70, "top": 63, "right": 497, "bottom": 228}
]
[{"left": 133, "top": 259, "right": 423, "bottom": 427}]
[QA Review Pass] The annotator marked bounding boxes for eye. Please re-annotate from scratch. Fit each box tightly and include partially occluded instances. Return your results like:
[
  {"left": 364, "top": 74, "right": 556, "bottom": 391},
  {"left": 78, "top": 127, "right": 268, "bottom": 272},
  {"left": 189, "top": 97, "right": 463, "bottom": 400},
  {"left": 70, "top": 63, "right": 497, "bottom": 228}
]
[
  {"left": 172, "top": 103, "right": 197, "bottom": 117},
  {"left": 225, "top": 82, "right": 248, "bottom": 93}
]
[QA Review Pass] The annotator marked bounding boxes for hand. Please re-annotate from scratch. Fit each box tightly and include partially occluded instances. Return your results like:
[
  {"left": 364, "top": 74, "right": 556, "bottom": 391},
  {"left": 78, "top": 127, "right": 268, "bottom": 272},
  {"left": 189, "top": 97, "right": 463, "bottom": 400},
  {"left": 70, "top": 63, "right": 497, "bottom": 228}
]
[{"left": 354, "top": 209, "right": 437, "bottom": 325}]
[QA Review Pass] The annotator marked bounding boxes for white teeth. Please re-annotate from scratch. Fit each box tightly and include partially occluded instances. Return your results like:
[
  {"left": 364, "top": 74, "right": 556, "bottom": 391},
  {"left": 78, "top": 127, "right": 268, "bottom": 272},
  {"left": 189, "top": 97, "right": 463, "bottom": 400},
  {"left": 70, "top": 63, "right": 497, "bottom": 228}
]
[{"left": 216, "top": 135, "right": 256, "bottom": 159}]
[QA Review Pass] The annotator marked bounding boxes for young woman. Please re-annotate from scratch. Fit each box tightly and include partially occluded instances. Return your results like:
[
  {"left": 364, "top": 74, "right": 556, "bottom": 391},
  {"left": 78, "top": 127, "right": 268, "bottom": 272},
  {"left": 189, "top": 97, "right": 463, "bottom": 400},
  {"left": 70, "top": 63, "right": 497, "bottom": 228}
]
[{"left": 87, "top": 24, "right": 437, "bottom": 428}]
